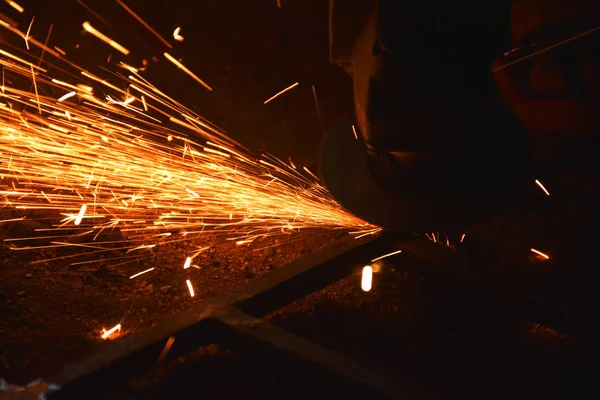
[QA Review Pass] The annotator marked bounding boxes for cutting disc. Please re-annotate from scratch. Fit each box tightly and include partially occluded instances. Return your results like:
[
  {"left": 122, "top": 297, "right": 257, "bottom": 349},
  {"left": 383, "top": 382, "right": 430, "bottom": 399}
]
[{"left": 319, "top": 118, "right": 531, "bottom": 233}]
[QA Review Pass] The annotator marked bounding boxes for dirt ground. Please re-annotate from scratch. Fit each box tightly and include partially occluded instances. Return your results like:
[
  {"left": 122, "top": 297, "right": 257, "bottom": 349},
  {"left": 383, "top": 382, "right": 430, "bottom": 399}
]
[{"left": 1, "top": 1, "right": 600, "bottom": 399}]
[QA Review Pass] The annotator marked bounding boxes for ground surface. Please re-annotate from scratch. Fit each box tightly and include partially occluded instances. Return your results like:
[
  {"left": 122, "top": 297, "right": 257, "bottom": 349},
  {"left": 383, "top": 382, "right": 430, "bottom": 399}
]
[{"left": 1, "top": 1, "right": 600, "bottom": 399}]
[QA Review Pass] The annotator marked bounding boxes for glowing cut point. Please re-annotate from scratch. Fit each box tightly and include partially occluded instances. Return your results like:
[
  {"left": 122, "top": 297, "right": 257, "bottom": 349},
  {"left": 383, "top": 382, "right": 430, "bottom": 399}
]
[
  {"left": 101, "top": 323, "right": 121, "bottom": 339},
  {"left": 531, "top": 248, "right": 550, "bottom": 260},
  {"left": 74, "top": 204, "right": 87, "bottom": 225},
  {"left": 361, "top": 265, "right": 373, "bottom": 292},
  {"left": 186, "top": 279, "right": 195, "bottom": 297}
]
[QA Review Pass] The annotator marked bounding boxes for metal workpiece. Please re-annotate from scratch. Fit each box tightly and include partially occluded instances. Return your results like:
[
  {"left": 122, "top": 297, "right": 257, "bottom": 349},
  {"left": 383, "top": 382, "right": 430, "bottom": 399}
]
[
  {"left": 44, "top": 233, "right": 427, "bottom": 400},
  {"left": 20, "top": 231, "right": 592, "bottom": 399}
]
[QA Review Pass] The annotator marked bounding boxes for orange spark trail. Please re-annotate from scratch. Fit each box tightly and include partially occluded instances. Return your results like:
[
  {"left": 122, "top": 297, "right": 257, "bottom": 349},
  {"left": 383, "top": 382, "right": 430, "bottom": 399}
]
[
  {"left": 0, "top": 39, "right": 373, "bottom": 264},
  {"left": 82, "top": 21, "right": 130, "bottom": 55},
  {"left": 264, "top": 82, "right": 299, "bottom": 104},
  {"left": 116, "top": 0, "right": 173, "bottom": 48}
]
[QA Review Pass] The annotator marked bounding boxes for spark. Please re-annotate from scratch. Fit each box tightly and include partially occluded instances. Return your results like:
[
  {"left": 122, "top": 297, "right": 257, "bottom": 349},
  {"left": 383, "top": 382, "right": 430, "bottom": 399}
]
[
  {"left": 157, "top": 336, "right": 176, "bottom": 363},
  {"left": 493, "top": 24, "right": 600, "bottom": 73},
  {"left": 75, "top": 0, "right": 112, "bottom": 27},
  {"left": 183, "top": 257, "right": 191, "bottom": 269},
  {"left": 371, "top": 249, "right": 402, "bottom": 262},
  {"left": 173, "top": 27, "right": 184, "bottom": 42},
  {"left": 312, "top": 84, "right": 321, "bottom": 120},
  {"left": 535, "top": 179, "right": 550, "bottom": 196},
  {"left": 0, "top": 38, "right": 373, "bottom": 266},
  {"left": 352, "top": 124, "right": 358, "bottom": 139},
  {"left": 57, "top": 91, "right": 77, "bottom": 102},
  {"left": 303, "top": 166, "right": 319, "bottom": 181},
  {"left": 460, "top": 233, "right": 466, "bottom": 243},
  {"left": 361, "top": 265, "right": 373, "bottom": 292},
  {"left": 24, "top": 16, "right": 34, "bottom": 50},
  {"left": 82, "top": 21, "right": 130, "bottom": 55},
  {"left": 5, "top": 1, "right": 24, "bottom": 13},
  {"left": 129, "top": 267, "right": 155, "bottom": 279},
  {"left": 186, "top": 279, "right": 195, "bottom": 297},
  {"left": 264, "top": 82, "right": 299, "bottom": 104},
  {"left": 101, "top": 323, "right": 121, "bottom": 339},
  {"left": 115, "top": 0, "right": 172, "bottom": 48},
  {"left": 74, "top": 205, "right": 87, "bottom": 226},
  {"left": 531, "top": 248, "right": 550, "bottom": 260},
  {"left": 163, "top": 52, "right": 212, "bottom": 91},
  {"left": 52, "top": 46, "right": 66, "bottom": 56}
]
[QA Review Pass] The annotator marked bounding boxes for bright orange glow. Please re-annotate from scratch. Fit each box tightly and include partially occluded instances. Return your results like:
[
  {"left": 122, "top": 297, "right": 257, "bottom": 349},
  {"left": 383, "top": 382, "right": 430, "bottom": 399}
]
[
  {"left": 361, "top": 266, "right": 373, "bottom": 292},
  {"left": 0, "top": 26, "right": 373, "bottom": 268},
  {"left": 531, "top": 248, "right": 550, "bottom": 260},
  {"left": 101, "top": 323, "right": 121, "bottom": 339}
]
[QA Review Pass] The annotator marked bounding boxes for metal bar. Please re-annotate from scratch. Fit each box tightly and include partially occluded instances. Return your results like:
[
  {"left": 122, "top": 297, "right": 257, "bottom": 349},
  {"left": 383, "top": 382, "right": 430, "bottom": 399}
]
[{"left": 212, "top": 306, "right": 426, "bottom": 400}]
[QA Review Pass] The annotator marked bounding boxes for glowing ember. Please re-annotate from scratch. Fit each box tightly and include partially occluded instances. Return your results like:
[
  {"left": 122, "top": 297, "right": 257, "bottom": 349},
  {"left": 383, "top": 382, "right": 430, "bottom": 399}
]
[
  {"left": 531, "top": 248, "right": 550, "bottom": 260},
  {"left": 186, "top": 279, "right": 195, "bottom": 297},
  {"left": 0, "top": 7, "right": 373, "bottom": 274},
  {"left": 535, "top": 179, "right": 550, "bottom": 196},
  {"left": 5, "top": 0, "right": 24, "bottom": 13},
  {"left": 183, "top": 257, "right": 192, "bottom": 269},
  {"left": 352, "top": 124, "right": 358, "bottom": 139},
  {"left": 82, "top": 21, "right": 130, "bottom": 55},
  {"left": 371, "top": 249, "right": 402, "bottom": 263},
  {"left": 157, "top": 336, "right": 176, "bottom": 363},
  {"left": 74, "top": 205, "right": 87, "bottom": 226},
  {"left": 173, "top": 27, "right": 184, "bottom": 42},
  {"left": 164, "top": 52, "right": 212, "bottom": 91},
  {"left": 101, "top": 323, "right": 122, "bottom": 339},
  {"left": 264, "top": 82, "right": 299, "bottom": 104},
  {"left": 361, "top": 266, "right": 373, "bottom": 292},
  {"left": 460, "top": 233, "right": 466, "bottom": 243},
  {"left": 129, "top": 267, "right": 155, "bottom": 279}
]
